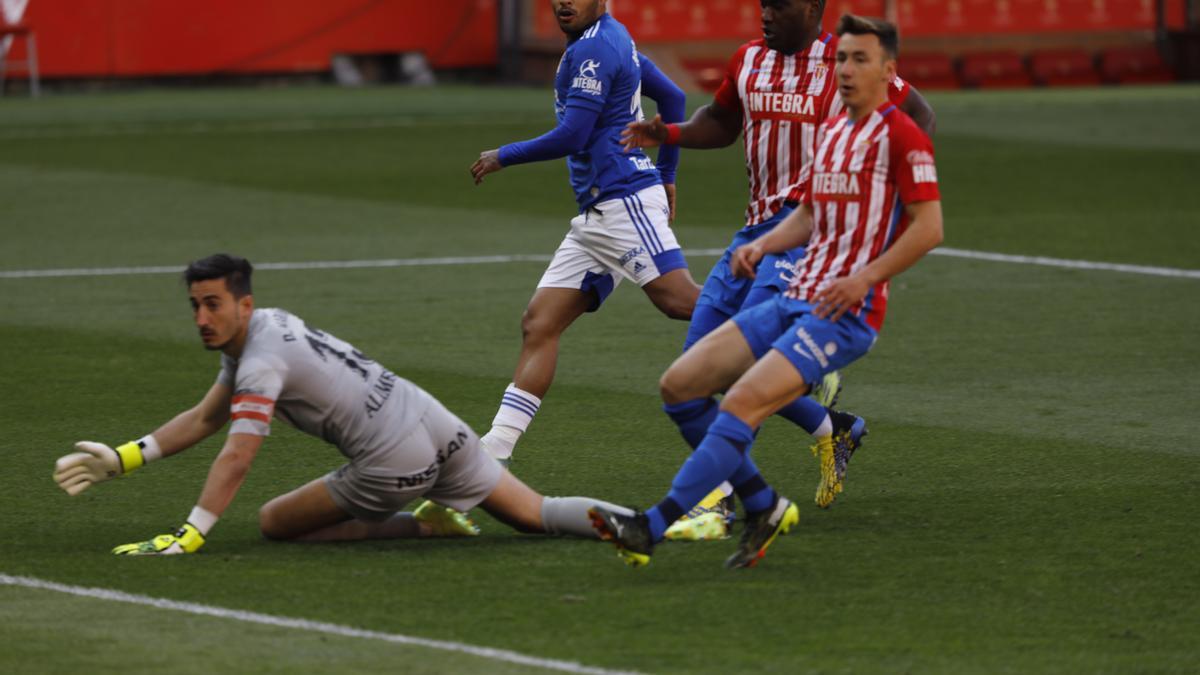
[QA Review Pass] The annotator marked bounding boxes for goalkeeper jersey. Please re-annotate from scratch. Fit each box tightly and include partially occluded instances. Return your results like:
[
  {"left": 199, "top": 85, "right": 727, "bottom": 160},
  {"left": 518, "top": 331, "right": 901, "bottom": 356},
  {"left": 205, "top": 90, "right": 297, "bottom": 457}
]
[{"left": 216, "top": 308, "right": 433, "bottom": 465}]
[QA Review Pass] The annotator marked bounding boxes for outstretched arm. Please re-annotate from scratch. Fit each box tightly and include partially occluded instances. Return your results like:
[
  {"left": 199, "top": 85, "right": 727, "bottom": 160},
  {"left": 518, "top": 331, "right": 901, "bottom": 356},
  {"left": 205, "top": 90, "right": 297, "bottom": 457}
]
[
  {"left": 471, "top": 105, "right": 602, "bottom": 184},
  {"left": 53, "top": 382, "right": 232, "bottom": 497},
  {"left": 622, "top": 100, "right": 742, "bottom": 151}
]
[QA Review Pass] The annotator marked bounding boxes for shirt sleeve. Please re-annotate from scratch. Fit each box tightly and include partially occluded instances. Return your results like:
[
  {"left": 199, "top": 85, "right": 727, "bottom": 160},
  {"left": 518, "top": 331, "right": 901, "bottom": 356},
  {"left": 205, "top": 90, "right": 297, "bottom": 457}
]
[
  {"left": 228, "top": 356, "right": 285, "bottom": 437},
  {"left": 498, "top": 105, "right": 600, "bottom": 166},
  {"left": 892, "top": 121, "right": 940, "bottom": 205},
  {"left": 562, "top": 39, "right": 619, "bottom": 113},
  {"left": 713, "top": 44, "right": 750, "bottom": 111},
  {"left": 638, "top": 53, "right": 685, "bottom": 184},
  {"left": 888, "top": 75, "right": 911, "bottom": 106}
]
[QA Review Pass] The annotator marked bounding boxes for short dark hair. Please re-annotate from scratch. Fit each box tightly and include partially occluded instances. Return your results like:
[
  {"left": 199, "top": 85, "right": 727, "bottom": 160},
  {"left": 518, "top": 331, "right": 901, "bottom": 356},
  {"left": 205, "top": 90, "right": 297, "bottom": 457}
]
[
  {"left": 835, "top": 14, "right": 899, "bottom": 59},
  {"left": 183, "top": 253, "right": 253, "bottom": 298}
]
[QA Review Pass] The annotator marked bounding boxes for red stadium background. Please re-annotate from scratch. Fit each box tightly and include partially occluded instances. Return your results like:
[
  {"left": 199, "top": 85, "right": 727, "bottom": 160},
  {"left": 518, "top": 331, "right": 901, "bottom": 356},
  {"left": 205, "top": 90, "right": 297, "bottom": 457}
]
[{"left": 0, "top": 0, "right": 1194, "bottom": 80}]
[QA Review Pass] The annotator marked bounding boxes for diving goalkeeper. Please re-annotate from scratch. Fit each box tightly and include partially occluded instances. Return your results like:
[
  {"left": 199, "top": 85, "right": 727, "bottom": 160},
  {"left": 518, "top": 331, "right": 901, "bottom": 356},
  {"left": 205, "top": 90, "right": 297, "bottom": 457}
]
[{"left": 52, "top": 253, "right": 637, "bottom": 555}]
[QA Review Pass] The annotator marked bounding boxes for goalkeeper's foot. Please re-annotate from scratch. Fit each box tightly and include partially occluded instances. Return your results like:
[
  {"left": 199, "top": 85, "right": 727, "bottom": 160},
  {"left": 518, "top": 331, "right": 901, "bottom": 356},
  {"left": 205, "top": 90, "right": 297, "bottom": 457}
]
[
  {"left": 588, "top": 506, "right": 654, "bottom": 567},
  {"left": 810, "top": 410, "right": 868, "bottom": 508},
  {"left": 811, "top": 370, "right": 843, "bottom": 408},
  {"left": 413, "top": 501, "right": 480, "bottom": 537},
  {"left": 725, "top": 496, "right": 799, "bottom": 569},
  {"left": 664, "top": 511, "right": 729, "bottom": 541}
]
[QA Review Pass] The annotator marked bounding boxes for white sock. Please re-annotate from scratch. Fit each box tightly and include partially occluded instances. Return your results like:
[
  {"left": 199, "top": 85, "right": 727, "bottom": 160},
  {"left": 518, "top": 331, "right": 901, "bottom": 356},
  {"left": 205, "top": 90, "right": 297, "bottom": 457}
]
[
  {"left": 813, "top": 414, "right": 833, "bottom": 438},
  {"left": 481, "top": 425, "right": 521, "bottom": 460},
  {"left": 718, "top": 482, "right": 733, "bottom": 497},
  {"left": 484, "top": 384, "right": 541, "bottom": 459}
]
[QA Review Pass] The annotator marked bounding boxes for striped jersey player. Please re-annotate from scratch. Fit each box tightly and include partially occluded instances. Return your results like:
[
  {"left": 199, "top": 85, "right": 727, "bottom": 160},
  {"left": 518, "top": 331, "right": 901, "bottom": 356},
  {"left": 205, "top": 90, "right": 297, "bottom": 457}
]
[
  {"left": 590, "top": 15, "right": 945, "bottom": 569},
  {"left": 784, "top": 101, "right": 941, "bottom": 330},
  {"left": 619, "top": 0, "right": 935, "bottom": 525}
]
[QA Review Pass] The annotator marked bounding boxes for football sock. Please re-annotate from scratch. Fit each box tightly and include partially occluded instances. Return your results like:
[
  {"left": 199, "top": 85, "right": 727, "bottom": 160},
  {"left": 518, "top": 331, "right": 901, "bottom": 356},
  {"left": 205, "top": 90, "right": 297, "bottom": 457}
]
[
  {"left": 483, "top": 383, "right": 541, "bottom": 460},
  {"left": 646, "top": 411, "right": 757, "bottom": 541},
  {"left": 541, "top": 497, "right": 634, "bottom": 538},
  {"left": 775, "top": 396, "right": 830, "bottom": 436},
  {"left": 664, "top": 398, "right": 735, "bottom": 506},
  {"left": 663, "top": 397, "right": 719, "bottom": 449},
  {"left": 729, "top": 456, "right": 777, "bottom": 513}
]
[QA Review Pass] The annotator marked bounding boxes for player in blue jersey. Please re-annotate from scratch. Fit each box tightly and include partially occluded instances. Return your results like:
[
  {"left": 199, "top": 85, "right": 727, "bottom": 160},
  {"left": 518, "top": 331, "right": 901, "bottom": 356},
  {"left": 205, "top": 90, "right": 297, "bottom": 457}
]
[{"left": 469, "top": 0, "right": 699, "bottom": 464}]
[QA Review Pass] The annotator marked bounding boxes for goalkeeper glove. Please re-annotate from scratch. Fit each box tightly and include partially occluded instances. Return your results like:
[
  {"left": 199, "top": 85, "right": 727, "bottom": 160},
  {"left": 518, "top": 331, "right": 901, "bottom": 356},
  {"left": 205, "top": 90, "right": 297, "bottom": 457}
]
[
  {"left": 53, "top": 440, "right": 147, "bottom": 496},
  {"left": 112, "top": 523, "right": 206, "bottom": 556}
]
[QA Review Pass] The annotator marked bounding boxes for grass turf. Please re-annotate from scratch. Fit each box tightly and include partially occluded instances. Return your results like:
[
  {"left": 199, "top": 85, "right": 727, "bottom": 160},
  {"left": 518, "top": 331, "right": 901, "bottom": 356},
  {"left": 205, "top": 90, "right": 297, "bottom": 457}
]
[{"left": 1, "top": 84, "right": 1198, "bottom": 674}]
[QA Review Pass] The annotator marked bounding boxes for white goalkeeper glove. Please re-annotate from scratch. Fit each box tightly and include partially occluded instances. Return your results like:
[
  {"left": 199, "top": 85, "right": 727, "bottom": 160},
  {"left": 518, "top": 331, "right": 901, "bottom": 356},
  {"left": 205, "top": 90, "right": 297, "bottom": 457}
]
[{"left": 53, "top": 440, "right": 147, "bottom": 496}]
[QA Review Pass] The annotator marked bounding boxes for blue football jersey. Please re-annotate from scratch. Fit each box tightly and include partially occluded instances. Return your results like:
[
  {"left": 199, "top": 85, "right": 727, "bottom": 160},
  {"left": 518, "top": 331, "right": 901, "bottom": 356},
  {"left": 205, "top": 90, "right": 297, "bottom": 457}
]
[{"left": 556, "top": 14, "right": 662, "bottom": 211}]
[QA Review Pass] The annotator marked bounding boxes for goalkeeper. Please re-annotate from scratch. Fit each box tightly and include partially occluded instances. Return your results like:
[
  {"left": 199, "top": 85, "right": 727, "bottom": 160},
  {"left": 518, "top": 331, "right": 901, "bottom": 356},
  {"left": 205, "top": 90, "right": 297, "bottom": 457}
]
[{"left": 52, "top": 253, "right": 637, "bottom": 555}]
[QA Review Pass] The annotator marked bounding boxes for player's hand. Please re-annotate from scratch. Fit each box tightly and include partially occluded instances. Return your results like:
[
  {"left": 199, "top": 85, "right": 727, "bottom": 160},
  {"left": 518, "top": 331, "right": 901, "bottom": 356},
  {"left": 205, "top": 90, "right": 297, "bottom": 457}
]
[
  {"left": 53, "top": 441, "right": 143, "bottom": 496},
  {"left": 731, "top": 243, "right": 764, "bottom": 279},
  {"left": 663, "top": 183, "right": 676, "bottom": 221},
  {"left": 470, "top": 149, "right": 504, "bottom": 185},
  {"left": 621, "top": 114, "right": 668, "bottom": 150},
  {"left": 813, "top": 274, "right": 871, "bottom": 321},
  {"left": 112, "top": 523, "right": 206, "bottom": 556}
]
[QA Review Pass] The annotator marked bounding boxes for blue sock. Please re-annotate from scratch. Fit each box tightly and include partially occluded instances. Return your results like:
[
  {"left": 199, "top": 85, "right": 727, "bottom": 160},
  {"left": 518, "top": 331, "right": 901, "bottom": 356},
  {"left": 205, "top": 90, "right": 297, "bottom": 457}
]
[
  {"left": 775, "top": 395, "right": 827, "bottom": 435},
  {"left": 646, "top": 412, "right": 757, "bottom": 541},
  {"left": 663, "top": 398, "right": 719, "bottom": 450},
  {"left": 729, "top": 455, "right": 777, "bottom": 514},
  {"left": 682, "top": 303, "right": 732, "bottom": 352}
]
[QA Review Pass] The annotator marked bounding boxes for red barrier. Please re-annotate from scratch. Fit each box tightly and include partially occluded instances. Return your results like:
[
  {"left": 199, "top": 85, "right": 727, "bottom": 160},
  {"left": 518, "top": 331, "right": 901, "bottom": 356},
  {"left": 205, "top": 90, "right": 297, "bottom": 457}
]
[
  {"left": 530, "top": 0, "right": 1188, "bottom": 43},
  {"left": 19, "top": 1, "right": 497, "bottom": 78}
]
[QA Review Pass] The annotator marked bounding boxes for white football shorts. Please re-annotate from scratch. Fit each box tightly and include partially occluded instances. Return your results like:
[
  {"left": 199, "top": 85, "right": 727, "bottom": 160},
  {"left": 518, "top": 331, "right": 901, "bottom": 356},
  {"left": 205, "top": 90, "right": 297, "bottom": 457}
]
[{"left": 537, "top": 184, "right": 688, "bottom": 310}]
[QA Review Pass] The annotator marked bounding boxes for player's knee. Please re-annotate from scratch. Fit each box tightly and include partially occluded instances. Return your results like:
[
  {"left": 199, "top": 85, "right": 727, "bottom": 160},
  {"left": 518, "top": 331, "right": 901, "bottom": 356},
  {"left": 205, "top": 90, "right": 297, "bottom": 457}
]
[
  {"left": 258, "top": 503, "right": 292, "bottom": 540},
  {"left": 659, "top": 367, "right": 693, "bottom": 404},
  {"left": 520, "top": 307, "right": 557, "bottom": 345}
]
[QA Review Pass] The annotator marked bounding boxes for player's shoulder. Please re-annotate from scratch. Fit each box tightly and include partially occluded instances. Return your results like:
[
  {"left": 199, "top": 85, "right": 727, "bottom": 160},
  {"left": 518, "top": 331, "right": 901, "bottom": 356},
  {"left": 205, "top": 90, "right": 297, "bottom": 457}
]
[{"left": 885, "top": 105, "right": 931, "bottom": 146}]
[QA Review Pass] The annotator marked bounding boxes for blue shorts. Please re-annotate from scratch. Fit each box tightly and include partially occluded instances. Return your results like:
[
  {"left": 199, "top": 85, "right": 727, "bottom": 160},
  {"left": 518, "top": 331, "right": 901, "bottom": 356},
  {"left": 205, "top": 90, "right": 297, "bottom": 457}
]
[
  {"left": 696, "top": 206, "right": 806, "bottom": 317},
  {"left": 732, "top": 295, "right": 878, "bottom": 386}
]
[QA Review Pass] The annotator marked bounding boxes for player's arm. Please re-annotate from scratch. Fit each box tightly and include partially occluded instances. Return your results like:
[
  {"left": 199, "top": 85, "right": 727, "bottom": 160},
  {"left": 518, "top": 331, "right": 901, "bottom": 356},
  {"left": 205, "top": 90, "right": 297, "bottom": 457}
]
[
  {"left": 730, "top": 204, "right": 816, "bottom": 278},
  {"left": 891, "top": 76, "right": 936, "bottom": 136},
  {"left": 900, "top": 85, "right": 936, "bottom": 135},
  {"left": 813, "top": 199, "right": 943, "bottom": 321},
  {"left": 621, "top": 99, "right": 742, "bottom": 151},
  {"left": 53, "top": 382, "right": 232, "bottom": 497},
  {"left": 471, "top": 105, "right": 602, "bottom": 184},
  {"left": 111, "top": 432, "right": 264, "bottom": 556},
  {"left": 638, "top": 53, "right": 686, "bottom": 219}
]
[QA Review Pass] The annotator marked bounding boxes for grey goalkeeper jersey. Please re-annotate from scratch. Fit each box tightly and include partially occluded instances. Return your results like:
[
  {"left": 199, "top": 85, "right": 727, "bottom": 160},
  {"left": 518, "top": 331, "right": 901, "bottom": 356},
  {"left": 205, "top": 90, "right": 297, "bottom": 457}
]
[{"left": 217, "top": 308, "right": 433, "bottom": 465}]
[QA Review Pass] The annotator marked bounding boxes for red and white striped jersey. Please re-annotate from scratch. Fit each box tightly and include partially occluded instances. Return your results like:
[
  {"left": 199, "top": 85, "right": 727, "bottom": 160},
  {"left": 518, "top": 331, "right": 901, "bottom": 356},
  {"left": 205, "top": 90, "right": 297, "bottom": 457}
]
[
  {"left": 714, "top": 33, "right": 910, "bottom": 227},
  {"left": 785, "top": 102, "right": 941, "bottom": 331}
]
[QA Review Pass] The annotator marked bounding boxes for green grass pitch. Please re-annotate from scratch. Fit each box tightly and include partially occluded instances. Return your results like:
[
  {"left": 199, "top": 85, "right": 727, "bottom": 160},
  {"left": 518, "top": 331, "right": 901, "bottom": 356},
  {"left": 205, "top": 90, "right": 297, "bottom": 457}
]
[{"left": 1, "top": 84, "right": 1198, "bottom": 673}]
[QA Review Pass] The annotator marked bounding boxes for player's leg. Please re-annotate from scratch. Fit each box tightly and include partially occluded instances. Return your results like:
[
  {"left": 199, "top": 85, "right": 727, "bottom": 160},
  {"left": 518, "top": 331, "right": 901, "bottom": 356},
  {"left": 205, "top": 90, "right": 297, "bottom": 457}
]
[
  {"left": 417, "top": 399, "right": 634, "bottom": 539},
  {"left": 258, "top": 477, "right": 461, "bottom": 541},
  {"left": 642, "top": 268, "right": 699, "bottom": 320},
  {"left": 592, "top": 352, "right": 806, "bottom": 566},
  {"left": 477, "top": 469, "right": 635, "bottom": 538},
  {"left": 480, "top": 223, "right": 610, "bottom": 462}
]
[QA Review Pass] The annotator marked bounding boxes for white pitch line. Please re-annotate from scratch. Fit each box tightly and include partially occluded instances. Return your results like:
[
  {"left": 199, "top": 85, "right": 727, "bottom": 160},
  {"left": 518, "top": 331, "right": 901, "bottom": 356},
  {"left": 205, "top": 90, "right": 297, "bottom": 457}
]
[
  {"left": 0, "top": 574, "right": 643, "bottom": 675},
  {"left": 0, "top": 247, "right": 1196, "bottom": 280},
  {"left": 931, "top": 247, "right": 1200, "bottom": 279}
]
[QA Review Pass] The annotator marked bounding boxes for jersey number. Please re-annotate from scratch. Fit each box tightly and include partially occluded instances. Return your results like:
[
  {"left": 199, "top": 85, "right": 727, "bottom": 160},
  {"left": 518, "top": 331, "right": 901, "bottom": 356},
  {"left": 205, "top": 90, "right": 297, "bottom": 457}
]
[{"left": 304, "top": 327, "right": 372, "bottom": 381}]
